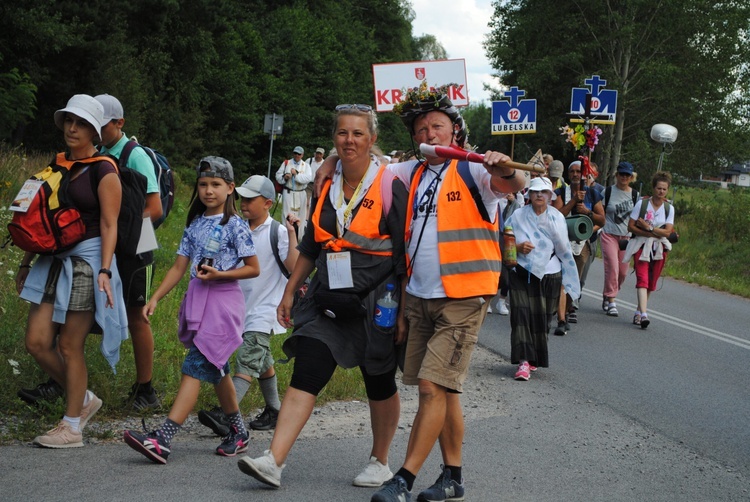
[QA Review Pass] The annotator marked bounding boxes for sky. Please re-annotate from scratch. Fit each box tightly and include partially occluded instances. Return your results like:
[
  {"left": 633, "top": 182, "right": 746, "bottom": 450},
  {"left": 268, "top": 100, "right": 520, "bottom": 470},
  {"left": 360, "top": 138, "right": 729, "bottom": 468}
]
[{"left": 410, "top": 0, "right": 498, "bottom": 105}]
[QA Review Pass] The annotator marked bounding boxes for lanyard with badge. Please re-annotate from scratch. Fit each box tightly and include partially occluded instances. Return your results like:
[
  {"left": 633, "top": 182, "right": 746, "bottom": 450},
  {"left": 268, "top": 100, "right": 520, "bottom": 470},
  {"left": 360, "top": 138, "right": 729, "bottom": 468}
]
[
  {"left": 326, "top": 174, "right": 366, "bottom": 289},
  {"left": 407, "top": 161, "right": 448, "bottom": 275}
]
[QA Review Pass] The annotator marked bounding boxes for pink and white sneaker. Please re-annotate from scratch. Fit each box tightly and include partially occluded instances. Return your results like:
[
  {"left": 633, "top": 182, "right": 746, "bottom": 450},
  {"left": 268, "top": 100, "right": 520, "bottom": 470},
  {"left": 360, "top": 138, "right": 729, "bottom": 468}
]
[{"left": 514, "top": 361, "right": 531, "bottom": 381}]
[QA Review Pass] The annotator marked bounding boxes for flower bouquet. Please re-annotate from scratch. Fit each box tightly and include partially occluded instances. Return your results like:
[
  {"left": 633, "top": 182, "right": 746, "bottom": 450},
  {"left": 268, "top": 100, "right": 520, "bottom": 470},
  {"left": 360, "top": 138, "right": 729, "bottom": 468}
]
[{"left": 560, "top": 124, "right": 602, "bottom": 153}]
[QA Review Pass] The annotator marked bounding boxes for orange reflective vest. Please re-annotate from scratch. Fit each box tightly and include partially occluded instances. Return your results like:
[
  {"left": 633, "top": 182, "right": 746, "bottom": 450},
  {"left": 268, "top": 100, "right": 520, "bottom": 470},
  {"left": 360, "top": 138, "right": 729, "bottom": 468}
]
[
  {"left": 312, "top": 166, "right": 393, "bottom": 256},
  {"left": 405, "top": 160, "right": 501, "bottom": 298}
]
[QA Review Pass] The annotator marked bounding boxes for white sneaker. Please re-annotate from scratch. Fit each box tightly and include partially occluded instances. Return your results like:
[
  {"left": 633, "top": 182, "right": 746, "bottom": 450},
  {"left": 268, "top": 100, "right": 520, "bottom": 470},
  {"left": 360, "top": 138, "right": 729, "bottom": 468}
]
[
  {"left": 237, "top": 450, "right": 284, "bottom": 488},
  {"left": 353, "top": 455, "right": 393, "bottom": 487},
  {"left": 498, "top": 301, "right": 509, "bottom": 315},
  {"left": 486, "top": 304, "right": 493, "bottom": 314},
  {"left": 606, "top": 303, "right": 619, "bottom": 317}
]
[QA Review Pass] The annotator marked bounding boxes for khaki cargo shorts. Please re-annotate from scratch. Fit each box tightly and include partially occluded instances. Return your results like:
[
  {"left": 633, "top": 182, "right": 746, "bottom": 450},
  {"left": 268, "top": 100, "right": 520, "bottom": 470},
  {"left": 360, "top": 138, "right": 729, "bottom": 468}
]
[{"left": 401, "top": 293, "right": 489, "bottom": 392}]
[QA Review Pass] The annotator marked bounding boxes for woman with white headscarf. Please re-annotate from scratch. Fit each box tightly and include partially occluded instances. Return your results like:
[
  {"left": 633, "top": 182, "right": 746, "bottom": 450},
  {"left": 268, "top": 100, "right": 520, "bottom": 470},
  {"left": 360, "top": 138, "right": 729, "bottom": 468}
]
[{"left": 505, "top": 177, "right": 580, "bottom": 381}]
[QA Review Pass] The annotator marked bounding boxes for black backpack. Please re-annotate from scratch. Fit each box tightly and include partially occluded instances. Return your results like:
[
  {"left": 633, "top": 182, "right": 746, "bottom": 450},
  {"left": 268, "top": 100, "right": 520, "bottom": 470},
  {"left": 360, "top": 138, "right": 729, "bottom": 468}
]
[
  {"left": 92, "top": 155, "right": 147, "bottom": 256},
  {"left": 120, "top": 140, "right": 174, "bottom": 228}
]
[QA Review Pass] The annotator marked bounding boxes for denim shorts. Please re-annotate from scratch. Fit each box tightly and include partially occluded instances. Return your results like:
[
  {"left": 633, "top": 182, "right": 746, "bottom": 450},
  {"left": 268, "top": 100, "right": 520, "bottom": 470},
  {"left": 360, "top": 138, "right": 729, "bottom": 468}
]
[{"left": 181, "top": 346, "right": 230, "bottom": 385}]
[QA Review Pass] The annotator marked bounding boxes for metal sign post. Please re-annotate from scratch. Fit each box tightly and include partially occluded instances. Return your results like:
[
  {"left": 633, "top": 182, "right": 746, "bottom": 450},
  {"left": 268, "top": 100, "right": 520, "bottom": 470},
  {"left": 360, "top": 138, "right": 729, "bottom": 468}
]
[{"left": 264, "top": 114, "right": 284, "bottom": 178}]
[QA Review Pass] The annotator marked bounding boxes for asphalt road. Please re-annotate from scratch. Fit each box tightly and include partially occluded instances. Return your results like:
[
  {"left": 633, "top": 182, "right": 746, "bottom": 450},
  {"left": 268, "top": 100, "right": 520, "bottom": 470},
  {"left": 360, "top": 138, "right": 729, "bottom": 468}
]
[
  {"left": 1, "top": 260, "right": 748, "bottom": 501},
  {"left": 482, "top": 260, "right": 750, "bottom": 476}
]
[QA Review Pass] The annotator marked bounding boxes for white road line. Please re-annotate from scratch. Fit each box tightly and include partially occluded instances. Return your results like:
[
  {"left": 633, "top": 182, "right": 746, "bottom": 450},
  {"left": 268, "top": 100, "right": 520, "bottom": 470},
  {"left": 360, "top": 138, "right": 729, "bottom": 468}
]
[{"left": 581, "top": 288, "right": 750, "bottom": 350}]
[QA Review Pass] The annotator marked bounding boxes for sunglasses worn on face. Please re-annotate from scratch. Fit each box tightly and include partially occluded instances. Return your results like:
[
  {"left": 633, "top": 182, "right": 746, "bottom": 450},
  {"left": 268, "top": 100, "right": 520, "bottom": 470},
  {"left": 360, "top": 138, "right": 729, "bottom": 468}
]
[
  {"left": 617, "top": 172, "right": 632, "bottom": 177},
  {"left": 335, "top": 104, "right": 373, "bottom": 112}
]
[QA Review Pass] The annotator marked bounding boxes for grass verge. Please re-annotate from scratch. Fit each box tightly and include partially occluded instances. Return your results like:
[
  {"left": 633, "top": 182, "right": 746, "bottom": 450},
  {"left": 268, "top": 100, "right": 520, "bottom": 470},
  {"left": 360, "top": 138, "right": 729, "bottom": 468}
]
[{"left": 0, "top": 146, "right": 365, "bottom": 443}]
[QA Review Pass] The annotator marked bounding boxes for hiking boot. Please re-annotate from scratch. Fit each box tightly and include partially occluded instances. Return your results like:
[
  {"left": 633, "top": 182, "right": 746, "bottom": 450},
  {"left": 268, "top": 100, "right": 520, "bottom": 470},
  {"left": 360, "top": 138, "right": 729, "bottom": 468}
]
[
  {"left": 606, "top": 303, "right": 619, "bottom": 317},
  {"left": 216, "top": 426, "right": 249, "bottom": 457},
  {"left": 198, "top": 406, "right": 231, "bottom": 437},
  {"left": 79, "top": 391, "right": 102, "bottom": 431},
  {"left": 514, "top": 362, "right": 531, "bottom": 381},
  {"left": 33, "top": 420, "right": 83, "bottom": 449},
  {"left": 18, "top": 379, "right": 64, "bottom": 405},
  {"left": 371, "top": 475, "right": 411, "bottom": 501},
  {"left": 237, "top": 449, "right": 284, "bottom": 488},
  {"left": 353, "top": 455, "right": 394, "bottom": 487},
  {"left": 417, "top": 465, "right": 465, "bottom": 502},
  {"left": 554, "top": 320, "right": 568, "bottom": 336},
  {"left": 128, "top": 382, "right": 160, "bottom": 411},
  {"left": 123, "top": 428, "right": 171, "bottom": 464},
  {"left": 640, "top": 314, "right": 650, "bottom": 329},
  {"left": 249, "top": 405, "right": 279, "bottom": 431}
]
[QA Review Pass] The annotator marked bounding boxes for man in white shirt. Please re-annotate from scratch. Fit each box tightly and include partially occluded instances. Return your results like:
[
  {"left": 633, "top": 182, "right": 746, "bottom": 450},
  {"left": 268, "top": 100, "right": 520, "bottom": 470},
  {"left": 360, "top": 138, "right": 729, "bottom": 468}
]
[
  {"left": 275, "top": 146, "right": 312, "bottom": 239},
  {"left": 372, "top": 85, "right": 525, "bottom": 502}
]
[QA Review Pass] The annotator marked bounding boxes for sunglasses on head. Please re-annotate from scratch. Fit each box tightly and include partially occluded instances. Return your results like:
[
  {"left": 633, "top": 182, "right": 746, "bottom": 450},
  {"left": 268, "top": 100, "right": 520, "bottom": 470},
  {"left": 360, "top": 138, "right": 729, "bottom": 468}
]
[{"left": 335, "top": 104, "right": 373, "bottom": 113}]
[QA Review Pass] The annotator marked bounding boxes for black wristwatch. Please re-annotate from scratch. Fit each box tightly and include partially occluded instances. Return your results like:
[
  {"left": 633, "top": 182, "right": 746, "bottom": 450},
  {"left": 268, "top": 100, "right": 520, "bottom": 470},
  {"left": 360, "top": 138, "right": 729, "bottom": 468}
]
[{"left": 98, "top": 268, "right": 112, "bottom": 278}]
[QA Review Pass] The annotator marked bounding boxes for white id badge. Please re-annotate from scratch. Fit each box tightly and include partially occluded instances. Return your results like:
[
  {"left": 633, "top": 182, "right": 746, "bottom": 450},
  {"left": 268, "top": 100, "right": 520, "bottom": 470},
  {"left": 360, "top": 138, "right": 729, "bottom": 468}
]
[{"left": 327, "top": 251, "right": 354, "bottom": 289}]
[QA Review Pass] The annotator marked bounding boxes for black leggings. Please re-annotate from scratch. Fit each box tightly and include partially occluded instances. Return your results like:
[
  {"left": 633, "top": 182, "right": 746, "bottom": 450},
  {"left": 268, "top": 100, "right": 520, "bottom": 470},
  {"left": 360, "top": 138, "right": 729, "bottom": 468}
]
[{"left": 289, "top": 336, "right": 398, "bottom": 401}]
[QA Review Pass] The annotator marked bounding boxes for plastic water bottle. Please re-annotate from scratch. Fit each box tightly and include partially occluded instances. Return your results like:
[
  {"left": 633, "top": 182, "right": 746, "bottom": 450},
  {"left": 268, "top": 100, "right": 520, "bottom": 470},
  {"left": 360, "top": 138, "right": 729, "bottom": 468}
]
[
  {"left": 502, "top": 225, "right": 517, "bottom": 267},
  {"left": 374, "top": 283, "right": 398, "bottom": 329},
  {"left": 200, "top": 224, "right": 222, "bottom": 270}
]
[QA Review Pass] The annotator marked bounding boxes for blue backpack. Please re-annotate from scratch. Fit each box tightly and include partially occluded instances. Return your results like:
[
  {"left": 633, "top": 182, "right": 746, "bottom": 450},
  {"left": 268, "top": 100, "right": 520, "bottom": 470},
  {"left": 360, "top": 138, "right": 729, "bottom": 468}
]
[{"left": 120, "top": 140, "right": 174, "bottom": 228}]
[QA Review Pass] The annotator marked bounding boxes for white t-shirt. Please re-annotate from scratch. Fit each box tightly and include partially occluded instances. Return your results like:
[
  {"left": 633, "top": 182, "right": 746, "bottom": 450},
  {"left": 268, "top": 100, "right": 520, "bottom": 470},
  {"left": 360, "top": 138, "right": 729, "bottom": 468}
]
[
  {"left": 629, "top": 198, "right": 674, "bottom": 229},
  {"left": 306, "top": 157, "right": 325, "bottom": 182},
  {"left": 389, "top": 160, "right": 503, "bottom": 299},
  {"left": 239, "top": 216, "right": 289, "bottom": 334}
]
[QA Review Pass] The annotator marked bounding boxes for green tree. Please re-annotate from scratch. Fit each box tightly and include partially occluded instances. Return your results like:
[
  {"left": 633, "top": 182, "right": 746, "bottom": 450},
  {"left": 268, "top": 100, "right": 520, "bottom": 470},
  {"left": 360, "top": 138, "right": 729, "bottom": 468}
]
[
  {"left": 413, "top": 34, "right": 448, "bottom": 60},
  {"left": 0, "top": 67, "right": 37, "bottom": 140},
  {"left": 0, "top": 0, "right": 419, "bottom": 171},
  {"left": 485, "top": 0, "right": 750, "bottom": 183}
]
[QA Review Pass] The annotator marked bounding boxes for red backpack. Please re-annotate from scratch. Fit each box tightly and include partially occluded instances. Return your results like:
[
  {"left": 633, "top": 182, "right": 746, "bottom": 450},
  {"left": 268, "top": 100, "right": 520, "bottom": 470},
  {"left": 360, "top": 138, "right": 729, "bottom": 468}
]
[{"left": 7, "top": 153, "right": 118, "bottom": 255}]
